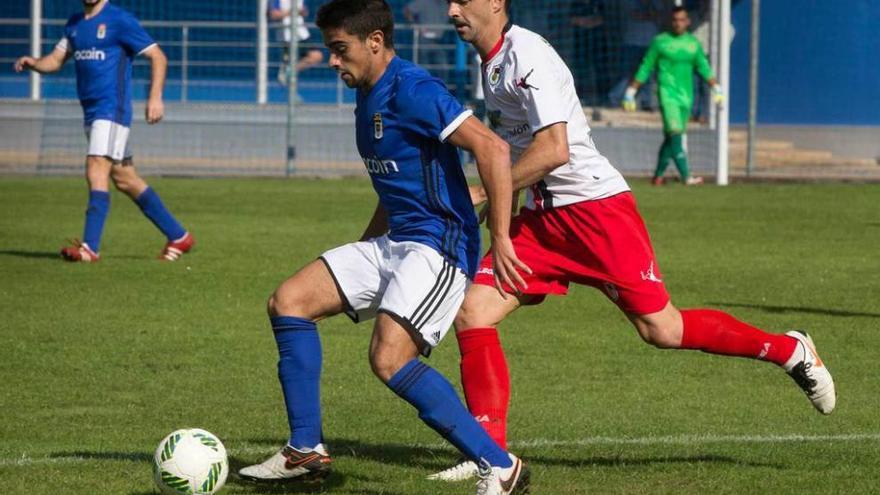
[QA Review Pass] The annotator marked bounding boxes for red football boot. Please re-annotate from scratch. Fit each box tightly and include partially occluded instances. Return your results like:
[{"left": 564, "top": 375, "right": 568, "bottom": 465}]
[
  {"left": 60, "top": 239, "right": 100, "bottom": 263},
  {"left": 159, "top": 232, "right": 195, "bottom": 261}
]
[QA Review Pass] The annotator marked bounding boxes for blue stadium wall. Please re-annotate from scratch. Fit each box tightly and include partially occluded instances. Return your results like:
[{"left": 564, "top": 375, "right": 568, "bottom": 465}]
[{"left": 730, "top": 0, "right": 880, "bottom": 125}]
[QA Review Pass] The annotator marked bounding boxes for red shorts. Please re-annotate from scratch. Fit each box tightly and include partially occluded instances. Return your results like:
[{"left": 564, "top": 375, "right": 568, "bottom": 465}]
[{"left": 474, "top": 192, "right": 669, "bottom": 315}]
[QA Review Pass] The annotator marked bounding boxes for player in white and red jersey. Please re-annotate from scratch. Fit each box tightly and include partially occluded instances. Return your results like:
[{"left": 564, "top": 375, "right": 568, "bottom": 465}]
[{"left": 428, "top": 0, "right": 837, "bottom": 482}]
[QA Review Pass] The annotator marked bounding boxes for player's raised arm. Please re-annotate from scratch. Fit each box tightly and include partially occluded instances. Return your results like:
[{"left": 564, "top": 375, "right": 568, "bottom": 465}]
[
  {"left": 14, "top": 44, "right": 69, "bottom": 74},
  {"left": 140, "top": 45, "right": 167, "bottom": 124},
  {"left": 447, "top": 116, "right": 531, "bottom": 295}
]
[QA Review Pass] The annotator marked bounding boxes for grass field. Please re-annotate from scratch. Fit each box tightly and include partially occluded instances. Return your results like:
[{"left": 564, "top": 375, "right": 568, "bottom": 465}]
[{"left": 1, "top": 177, "right": 878, "bottom": 494}]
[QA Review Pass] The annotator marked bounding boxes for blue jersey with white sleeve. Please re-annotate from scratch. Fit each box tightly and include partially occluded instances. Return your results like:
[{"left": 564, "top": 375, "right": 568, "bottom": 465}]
[
  {"left": 355, "top": 57, "right": 480, "bottom": 278},
  {"left": 58, "top": 3, "right": 156, "bottom": 126}
]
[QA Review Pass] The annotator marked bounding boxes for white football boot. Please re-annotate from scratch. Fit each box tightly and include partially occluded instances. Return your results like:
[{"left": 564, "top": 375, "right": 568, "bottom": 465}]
[
  {"left": 783, "top": 331, "right": 836, "bottom": 415},
  {"left": 427, "top": 459, "right": 479, "bottom": 481},
  {"left": 238, "top": 443, "right": 331, "bottom": 483},
  {"left": 475, "top": 454, "right": 530, "bottom": 495}
]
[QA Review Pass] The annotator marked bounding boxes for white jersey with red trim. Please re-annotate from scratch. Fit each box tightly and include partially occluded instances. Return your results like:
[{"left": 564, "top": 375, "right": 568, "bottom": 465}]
[{"left": 481, "top": 24, "right": 629, "bottom": 210}]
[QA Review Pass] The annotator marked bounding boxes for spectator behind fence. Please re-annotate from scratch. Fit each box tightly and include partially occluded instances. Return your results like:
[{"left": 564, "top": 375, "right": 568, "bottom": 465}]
[
  {"left": 688, "top": 0, "right": 711, "bottom": 121},
  {"left": 269, "top": 0, "right": 324, "bottom": 85},
  {"left": 609, "top": 0, "right": 662, "bottom": 110},
  {"left": 404, "top": 0, "right": 452, "bottom": 79},
  {"left": 568, "top": 0, "right": 613, "bottom": 106}
]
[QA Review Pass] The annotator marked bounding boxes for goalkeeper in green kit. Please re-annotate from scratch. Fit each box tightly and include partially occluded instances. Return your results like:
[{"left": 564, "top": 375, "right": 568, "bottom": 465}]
[{"left": 623, "top": 7, "right": 723, "bottom": 185}]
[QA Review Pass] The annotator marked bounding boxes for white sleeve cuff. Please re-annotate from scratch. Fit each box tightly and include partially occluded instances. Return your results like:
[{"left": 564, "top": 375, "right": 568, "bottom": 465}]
[
  {"left": 137, "top": 43, "right": 158, "bottom": 56},
  {"left": 55, "top": 37, "right": 71, "bottom": 54},
  {"left": 439, "top": 109, "right": 474, "bottom": 143}
]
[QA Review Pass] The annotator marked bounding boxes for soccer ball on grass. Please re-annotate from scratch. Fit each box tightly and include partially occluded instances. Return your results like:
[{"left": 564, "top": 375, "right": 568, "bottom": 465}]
[{"left": 153, "top": 428, "right": 228, "bottom": 494}]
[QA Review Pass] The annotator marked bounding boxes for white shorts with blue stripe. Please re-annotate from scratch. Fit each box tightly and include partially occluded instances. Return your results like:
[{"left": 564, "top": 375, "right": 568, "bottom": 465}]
[{"left": 320, "top": 234, "right": 468, "bottom": 355}]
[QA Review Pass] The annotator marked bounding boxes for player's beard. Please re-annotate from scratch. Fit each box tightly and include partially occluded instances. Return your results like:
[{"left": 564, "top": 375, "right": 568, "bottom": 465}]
[{"left": 82, "top": 0, "right": 101, "bottom": 6}]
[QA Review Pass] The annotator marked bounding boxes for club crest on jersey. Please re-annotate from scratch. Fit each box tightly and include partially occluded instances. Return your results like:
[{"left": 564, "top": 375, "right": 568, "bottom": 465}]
[
  {"left": 488, "top": 66, "right": 502, "bottom": 87},
  {"left": 97, "top": 23, "right": 106, "bottom": 40},
  {"left": 373, "top": 112, "right": 383, "bottom": 140}
]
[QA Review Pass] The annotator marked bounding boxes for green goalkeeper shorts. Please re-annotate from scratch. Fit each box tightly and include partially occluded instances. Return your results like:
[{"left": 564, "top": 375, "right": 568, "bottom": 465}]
[{"left": 660, "top": 101, "right": 690, "bottom": 135}]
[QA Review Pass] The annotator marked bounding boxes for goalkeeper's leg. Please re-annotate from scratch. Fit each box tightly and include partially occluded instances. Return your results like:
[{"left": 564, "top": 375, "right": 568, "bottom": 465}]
[
  {"left": 668, "top": 105, "right": 703, "bottom": 184},
  {"left": 661, "top": 103, "right": 697, "bottom": 184},
  {"left": 669, "top": 133, "right": 693, "bottom": 182},
  {"left": 654, "top": 135, "right": 674, "bottom": 183}
]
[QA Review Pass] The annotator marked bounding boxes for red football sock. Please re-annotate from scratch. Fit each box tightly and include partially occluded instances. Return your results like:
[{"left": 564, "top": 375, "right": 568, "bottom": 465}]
[
  {"left": 680, "top": 309, "right": 797, "bottom": 366},
  {"left": 456, "top": 327, "right": 510, "bottom": 449}
]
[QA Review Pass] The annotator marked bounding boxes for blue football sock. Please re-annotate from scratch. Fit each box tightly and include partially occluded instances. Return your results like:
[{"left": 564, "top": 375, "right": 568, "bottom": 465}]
[
  {"left": 134, "top": 187, "right": 186, "bottom": 241},
  {"left": 83, "top": 190, "right": 110, "bottom": 252},
  {"left": 388, "top": 359, "right": 512, "bottom": 468},
  {"left": 271, "top": 316, "right": 323, "bottom": 450}
]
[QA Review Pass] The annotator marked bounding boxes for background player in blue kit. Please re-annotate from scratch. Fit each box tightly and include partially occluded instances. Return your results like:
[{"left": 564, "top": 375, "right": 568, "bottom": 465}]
[
  {"left": 239, "top": 1, "right": 530, "bottom": 493},
  {"left": 14, "top": 0, "right": 193, "bottom": 262}
]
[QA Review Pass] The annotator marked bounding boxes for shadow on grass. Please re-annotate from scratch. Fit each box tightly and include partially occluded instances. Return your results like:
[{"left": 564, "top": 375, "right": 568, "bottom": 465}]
[
  {"left": 47, "top": 451, "right": 348, "bottom": 494},
  {"left": 243, "top": 437, "right": 446, "bottom": 470},
  {"left": 227, "top": 474, "right": 346, "bottom": 493},
  {"left": 0, "top": 249, "right": 60, "bottom": 260},
  {"left": 226, "top": 455, "right": 348, "bottom": 494},
  {"left": 707, "top": 301, "right": 880, "bottom": 318},
  {"left": 524, "top": 453, "right": 784, "bottom": 470},
  {"left": 0, "top": 249, "right": 162, "bottom": 262},
  {"left": 244, "top": 438, "right": 783, "bottom": 473}
]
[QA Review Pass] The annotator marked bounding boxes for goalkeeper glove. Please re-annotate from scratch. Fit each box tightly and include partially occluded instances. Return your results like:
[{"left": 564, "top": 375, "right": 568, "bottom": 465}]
[
  {"left": 622, "top": 86, "right": 637, "bottom": 112},
  {"left": 711, "top": 84, "right": 724, "bottom": 105}
]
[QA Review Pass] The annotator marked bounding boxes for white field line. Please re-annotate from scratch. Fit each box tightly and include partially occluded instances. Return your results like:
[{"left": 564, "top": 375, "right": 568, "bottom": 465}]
[{"left": 3, "top": 433, "right": 879, "bottom": 467}]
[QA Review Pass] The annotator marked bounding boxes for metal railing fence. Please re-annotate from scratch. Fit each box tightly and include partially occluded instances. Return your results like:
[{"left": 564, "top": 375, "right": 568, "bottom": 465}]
[{"left": 0, "top": 17, "right": 464, "bottom": 107}]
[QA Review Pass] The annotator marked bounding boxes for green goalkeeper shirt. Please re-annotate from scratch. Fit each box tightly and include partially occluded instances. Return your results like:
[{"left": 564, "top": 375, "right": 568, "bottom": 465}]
[{"left": 634, "top": 31, "right": 714, "bottom": 109}]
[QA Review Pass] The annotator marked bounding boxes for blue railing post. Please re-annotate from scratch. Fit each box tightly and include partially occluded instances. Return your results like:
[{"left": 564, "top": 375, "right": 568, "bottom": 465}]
[{"left": 453, "top": 36, "right": 467, "bottom": 99}]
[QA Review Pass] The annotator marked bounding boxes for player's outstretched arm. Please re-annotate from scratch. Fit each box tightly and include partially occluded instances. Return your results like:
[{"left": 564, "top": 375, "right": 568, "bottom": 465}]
[
  {"left": 13, "top": 47, "right": 68, "bottom": 75},
  {"left": 359, "top": 202, "right": 388, "bottom": 241},
  {"left": 447, "top": 116, "right": 531, "bottom": 295},
  {"left": 141, "top": 45, "right": 167, "bottom": 124}
]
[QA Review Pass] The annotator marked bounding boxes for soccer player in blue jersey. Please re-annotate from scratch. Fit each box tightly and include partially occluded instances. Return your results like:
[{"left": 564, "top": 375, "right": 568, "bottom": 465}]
[
  {"left": 14, "top": 0, "right": 193, "bottom": 262},
  {"left": 238, "top": 1, "right": 530, "bottom": 493}
]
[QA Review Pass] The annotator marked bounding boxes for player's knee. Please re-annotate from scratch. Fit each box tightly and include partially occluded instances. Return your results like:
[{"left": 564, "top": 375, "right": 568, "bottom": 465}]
[
  {"left": 267, "top": 290, "right": 290, "bottom": 317},
  {"left": 267, "top": 286, "right": 307, "bottom": 318},
  {"left": 453, "top": 298, "right": 487, "bottom": 330},
  {"left": 85, "top": 157, "right": 110, "bottom": 186},
  {"left": 110, "top": 175, "right": 130, "bottom": 193},
  {"left": 110, "top": 168, "right": 135, "bottom": 193},
  {"left": 634, "top": 320, "right": 680, "bottom": 349},
  {"left": 368, "top": 348, "right": 405, "bottom": 383}
]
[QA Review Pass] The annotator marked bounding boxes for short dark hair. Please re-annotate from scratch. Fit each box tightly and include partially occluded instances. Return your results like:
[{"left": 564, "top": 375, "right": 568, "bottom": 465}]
[
  {"left": 672, "top": 6, "right": 689, "bottom": 16},
  {"left": 316, "top": 0, "right": 395, "bottom": 48}
]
